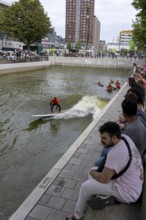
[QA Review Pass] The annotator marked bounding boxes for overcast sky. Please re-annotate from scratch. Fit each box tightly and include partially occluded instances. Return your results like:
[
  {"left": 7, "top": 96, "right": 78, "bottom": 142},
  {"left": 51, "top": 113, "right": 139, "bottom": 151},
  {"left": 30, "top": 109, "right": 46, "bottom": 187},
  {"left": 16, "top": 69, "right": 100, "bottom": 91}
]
[{"left": 7, "top": 0, "right": 137, "bottom": 43}]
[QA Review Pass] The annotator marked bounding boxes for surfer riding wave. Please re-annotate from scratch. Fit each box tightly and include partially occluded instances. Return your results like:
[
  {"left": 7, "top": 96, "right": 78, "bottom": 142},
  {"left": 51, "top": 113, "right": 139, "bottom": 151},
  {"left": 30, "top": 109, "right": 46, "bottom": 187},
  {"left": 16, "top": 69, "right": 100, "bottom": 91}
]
[{"left": 50, "top": 97, "right": 61, "bottom": 113}]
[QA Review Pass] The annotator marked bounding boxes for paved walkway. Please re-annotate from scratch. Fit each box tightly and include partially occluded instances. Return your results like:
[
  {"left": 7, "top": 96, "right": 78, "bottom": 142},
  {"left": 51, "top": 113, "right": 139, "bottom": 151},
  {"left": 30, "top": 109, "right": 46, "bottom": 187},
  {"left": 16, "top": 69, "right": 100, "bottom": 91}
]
[{"left": 10, "top": 83, "right": 142, "bottom": 220}]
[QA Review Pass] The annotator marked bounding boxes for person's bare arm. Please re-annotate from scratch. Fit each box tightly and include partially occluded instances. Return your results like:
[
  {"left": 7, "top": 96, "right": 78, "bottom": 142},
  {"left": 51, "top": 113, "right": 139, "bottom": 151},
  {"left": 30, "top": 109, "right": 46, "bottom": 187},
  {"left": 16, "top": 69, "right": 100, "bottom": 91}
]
[{"left": 89, "top": 167, "right": 115, "bottom": 183}]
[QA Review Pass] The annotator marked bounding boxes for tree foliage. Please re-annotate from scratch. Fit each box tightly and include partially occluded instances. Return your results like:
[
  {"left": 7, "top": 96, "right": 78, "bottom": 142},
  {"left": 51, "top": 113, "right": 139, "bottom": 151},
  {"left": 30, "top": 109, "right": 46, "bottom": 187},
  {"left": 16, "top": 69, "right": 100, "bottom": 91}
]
[
  {"left": 75, "top": 38, "right": 81, "bottom": 49},
  {"left": 132, "top": 0, "right": 146, "bottom": 16},
  {"left": 132, "top": 0, "right": 146, "bottom": 50},
  {"left": 67, "top": 42, "right": 72, "bottom": 49},
  {"left": 120, "top": 48, "right": 128, "bottom": 56},
  {"left": 132, "top": 17, "right": 146, "bottom": 50},
  {"left": 0, "top": 8, "right": 5, "bottom": 35},
  {"left": 3, "top": 0, "right": 51, "bottom": 49}
]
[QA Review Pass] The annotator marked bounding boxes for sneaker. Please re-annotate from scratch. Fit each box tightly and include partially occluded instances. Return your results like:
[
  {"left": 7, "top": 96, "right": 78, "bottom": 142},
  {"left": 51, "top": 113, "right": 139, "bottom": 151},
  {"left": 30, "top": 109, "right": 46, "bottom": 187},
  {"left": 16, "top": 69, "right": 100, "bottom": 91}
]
[
  {"left": 65, "top": 214, "right": 81, "bottom": 220},
  {"left": 87, "top": 195, "right": 116, "bottom": 210}
]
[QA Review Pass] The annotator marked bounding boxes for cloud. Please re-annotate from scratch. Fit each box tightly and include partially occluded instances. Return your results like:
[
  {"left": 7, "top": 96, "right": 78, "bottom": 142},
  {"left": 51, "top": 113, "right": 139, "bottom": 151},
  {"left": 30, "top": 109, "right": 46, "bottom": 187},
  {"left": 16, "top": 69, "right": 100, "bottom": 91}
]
[
  {"left": 40, "top": 0, "right": 65, "bottom": 34},
  {"left": 7, "top": 0, "right": 137, "bottom": 42},
  {"left": 95, "top": 0, "right": 137, "bottom": 41}
]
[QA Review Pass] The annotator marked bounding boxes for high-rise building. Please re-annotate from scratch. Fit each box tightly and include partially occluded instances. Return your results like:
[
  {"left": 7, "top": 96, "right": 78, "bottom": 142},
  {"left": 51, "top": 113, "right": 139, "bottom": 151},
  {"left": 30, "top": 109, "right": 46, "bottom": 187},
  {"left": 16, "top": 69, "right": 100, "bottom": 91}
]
[
  {"left": 93, "top": 16, "right": 100, "bottom": 50},
  {"left": 65, "top": 0, "right": 96, "bottom": 49}
]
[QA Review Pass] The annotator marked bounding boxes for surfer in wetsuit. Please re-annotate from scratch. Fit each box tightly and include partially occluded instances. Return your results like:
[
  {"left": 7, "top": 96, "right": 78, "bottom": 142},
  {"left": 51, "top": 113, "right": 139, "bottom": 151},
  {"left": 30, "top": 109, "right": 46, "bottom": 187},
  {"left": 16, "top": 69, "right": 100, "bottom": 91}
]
[
  {"left": 50, "top": 97, "right": 61, "bottom": 113},
  {"left": 106, "top": 83, "right": 113, "bottom": 93}
]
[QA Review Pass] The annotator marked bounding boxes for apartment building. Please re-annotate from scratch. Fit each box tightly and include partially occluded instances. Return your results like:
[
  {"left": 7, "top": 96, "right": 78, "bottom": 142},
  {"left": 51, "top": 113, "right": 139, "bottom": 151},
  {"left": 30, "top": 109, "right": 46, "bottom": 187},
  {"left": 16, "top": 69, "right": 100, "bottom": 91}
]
[
  {"left": 118, "top": 30, "right": 133, "bottom": 51},
  {"left": 65, "top": 0, "right": 96, "bottom": 49},
  {"left": 93, "top": 16, "right": 100, "bottom": 50},
  {"left": 119, "top": 30, "right": 133, "bottom": 44}
]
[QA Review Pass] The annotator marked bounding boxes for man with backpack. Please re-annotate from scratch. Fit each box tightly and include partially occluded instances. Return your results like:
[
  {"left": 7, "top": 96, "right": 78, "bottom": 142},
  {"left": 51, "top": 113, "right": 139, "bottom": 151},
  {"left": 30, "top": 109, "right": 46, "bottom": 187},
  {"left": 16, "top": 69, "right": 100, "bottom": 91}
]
[{"left": 66, "top": 122, "right": 143, "bottom": 220}]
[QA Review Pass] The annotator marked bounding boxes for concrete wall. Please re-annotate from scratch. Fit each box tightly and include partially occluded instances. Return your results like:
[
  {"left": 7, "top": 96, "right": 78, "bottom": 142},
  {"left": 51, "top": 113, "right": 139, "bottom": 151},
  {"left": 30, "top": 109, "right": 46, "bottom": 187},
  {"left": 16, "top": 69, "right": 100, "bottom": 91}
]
[
  {"left": 49, "top": 56, "right": 143, "bottom": 69},
  {"left": 0, "top": 61, "right": 52, "bottom": 75}
]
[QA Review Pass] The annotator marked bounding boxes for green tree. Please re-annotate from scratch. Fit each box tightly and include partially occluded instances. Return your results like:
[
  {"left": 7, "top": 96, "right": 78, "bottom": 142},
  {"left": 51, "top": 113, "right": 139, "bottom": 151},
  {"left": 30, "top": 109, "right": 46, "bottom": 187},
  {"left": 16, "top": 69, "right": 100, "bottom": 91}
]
[
  {"left": 67, "top": 42, "right": 72, "bottom": 49},
  {"left": 132, "top": 0, "right": 146, "bottom": 50},
  {"left": 129, "top": 39, "right": 135, "bottom": 51},
  {"left": 132, "top": 17, "right": 146, "bottom": 50},
  {"left": 132, "top": 0, "right": 146, "bottom": 17},
  {"left": 0, "top": 8, "right": 5, "bottom": 35},
  {"left": 3, "top": 0, "right": 51, "bottom": 52},
  {"left": 75, "top": 38, "right": 81, "bottom": 49},
  {"left": 120, "top": 48, "right": 128, "bottom": 56}
]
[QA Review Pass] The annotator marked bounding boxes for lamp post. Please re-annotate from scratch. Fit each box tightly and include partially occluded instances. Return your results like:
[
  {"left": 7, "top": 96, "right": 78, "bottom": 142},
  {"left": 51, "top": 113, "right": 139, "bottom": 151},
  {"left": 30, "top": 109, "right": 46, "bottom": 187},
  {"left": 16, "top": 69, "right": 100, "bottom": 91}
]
[
  {"left": 1, "top": 33, "right": 5, "bottom": 50},
  {"left": 119, "top": 32, "right": 121, "bottom": 52},
  {"left": 0, "top": 33, "right": 3, "bottom": 50},
  {"left": 2, "top": 36, "right": 3, "bottom": 50},
  {"left": 0, "top": 35, "right": 2, "bottom": 50}
]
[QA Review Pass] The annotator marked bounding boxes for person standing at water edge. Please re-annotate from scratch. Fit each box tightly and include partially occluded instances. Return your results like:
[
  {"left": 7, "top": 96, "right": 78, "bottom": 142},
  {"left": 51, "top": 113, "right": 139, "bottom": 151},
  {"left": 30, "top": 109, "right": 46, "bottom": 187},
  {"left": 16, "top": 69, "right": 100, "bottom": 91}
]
[
  {"left": 50, "top": 97, "right": 61, "bottom": 113},
  {"left": 131, "top": 63, "right": 138, "bottom": 77}
]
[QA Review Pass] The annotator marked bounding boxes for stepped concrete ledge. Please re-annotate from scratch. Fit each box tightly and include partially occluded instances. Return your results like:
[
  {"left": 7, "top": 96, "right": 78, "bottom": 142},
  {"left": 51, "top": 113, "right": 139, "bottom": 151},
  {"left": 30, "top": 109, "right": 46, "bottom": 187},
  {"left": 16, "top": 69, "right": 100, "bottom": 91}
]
[
  {"left": 0, "top": 61, "right": 52, "bottom": 75},
  {"left": 9, "top": 82, "right": 146, "bottom": 220}
]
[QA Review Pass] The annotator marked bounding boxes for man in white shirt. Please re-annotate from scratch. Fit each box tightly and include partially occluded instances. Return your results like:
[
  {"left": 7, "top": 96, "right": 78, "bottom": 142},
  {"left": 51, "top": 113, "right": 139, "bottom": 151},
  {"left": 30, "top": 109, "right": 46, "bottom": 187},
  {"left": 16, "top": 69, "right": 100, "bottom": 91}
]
[{"left": 66, "top": 122, "right": 144, "bottom": 220}]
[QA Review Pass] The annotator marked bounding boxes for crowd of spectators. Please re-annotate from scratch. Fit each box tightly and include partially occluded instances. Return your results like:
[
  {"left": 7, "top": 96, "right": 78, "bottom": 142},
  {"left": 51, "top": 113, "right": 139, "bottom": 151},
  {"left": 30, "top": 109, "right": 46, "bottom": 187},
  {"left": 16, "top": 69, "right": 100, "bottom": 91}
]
[
  {"left": 49, "top": 50, "right": 146, "bottom": 60},
  {"left": 0, "top": 49, "right": 49, "bottom": 63},
  {"left": 66, "top": 65, "right": 146, "bottom": 220}
]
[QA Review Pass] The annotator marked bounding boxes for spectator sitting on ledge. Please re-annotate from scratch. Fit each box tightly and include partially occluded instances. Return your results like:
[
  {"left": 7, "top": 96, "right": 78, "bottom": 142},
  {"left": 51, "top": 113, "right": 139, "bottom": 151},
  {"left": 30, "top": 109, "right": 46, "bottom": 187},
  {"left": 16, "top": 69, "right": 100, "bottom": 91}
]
[{"left": 65, "top": 122, "right": 144, "bottom": 220}]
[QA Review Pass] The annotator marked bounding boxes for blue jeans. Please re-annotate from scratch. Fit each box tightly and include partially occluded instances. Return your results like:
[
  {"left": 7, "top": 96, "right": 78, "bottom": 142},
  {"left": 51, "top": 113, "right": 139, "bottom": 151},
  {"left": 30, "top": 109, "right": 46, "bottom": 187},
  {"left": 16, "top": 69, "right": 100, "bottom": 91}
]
[{"left": 94, "top": 147, "right": 112, "bottom": 167}]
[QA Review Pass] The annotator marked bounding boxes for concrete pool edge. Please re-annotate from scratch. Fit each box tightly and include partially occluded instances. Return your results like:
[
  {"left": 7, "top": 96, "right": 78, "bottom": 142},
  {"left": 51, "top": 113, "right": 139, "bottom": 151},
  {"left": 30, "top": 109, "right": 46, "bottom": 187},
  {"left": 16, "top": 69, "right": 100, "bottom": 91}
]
[
  {"left": 9, "top": 82, "right": 127, "bottom": 220},
  {"left": 0, "top": 61, "right": 53, "bottom": 75}
]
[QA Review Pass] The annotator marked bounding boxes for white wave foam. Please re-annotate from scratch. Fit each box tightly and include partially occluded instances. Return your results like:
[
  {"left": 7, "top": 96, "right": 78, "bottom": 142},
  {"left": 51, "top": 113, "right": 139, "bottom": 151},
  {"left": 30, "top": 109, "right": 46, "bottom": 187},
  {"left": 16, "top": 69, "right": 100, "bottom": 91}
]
[{"left": 53, "top": 96, "right": 105, "bottom": 120}]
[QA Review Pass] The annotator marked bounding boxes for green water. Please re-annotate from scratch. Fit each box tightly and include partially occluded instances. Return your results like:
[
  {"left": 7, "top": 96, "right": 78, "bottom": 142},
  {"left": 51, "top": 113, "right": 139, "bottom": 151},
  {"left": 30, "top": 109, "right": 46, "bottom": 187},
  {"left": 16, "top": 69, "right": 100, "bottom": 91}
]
[{"left": 0, "top": 66, "right": 128, "bottom": 219}]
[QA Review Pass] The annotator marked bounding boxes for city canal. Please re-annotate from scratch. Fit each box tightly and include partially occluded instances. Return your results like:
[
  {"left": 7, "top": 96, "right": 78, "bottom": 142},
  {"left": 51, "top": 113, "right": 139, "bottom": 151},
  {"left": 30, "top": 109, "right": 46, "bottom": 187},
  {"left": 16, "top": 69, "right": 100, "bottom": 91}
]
[{"left": 0, "top": 66, "right": 128, "bottom": 219}]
